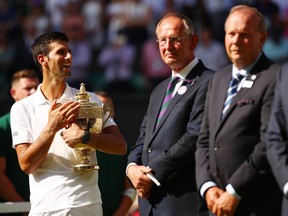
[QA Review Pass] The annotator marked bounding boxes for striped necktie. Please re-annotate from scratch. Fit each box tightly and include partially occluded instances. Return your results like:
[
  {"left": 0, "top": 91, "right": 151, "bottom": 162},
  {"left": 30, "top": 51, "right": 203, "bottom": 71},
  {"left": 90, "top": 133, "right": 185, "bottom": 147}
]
[
  {"left": 222, "top": 73, "right": 244, "bottom": 117},
  {"left": 156, "top": 76, "right": 180, "bottom": 126}
]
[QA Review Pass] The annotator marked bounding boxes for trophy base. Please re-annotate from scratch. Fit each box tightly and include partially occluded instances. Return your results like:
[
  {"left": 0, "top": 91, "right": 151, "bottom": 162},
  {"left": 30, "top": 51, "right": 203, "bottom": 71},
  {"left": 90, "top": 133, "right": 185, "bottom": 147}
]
[{"left": 73, "top": 163, "right": 99, "bottom": 171}]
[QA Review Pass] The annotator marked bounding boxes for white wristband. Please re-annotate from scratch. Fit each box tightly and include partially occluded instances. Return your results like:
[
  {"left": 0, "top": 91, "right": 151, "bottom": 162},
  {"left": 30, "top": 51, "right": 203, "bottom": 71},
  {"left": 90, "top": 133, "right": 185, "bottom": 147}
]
[{"left": 123, "top": 188, "right": 136, "bottom": 201}]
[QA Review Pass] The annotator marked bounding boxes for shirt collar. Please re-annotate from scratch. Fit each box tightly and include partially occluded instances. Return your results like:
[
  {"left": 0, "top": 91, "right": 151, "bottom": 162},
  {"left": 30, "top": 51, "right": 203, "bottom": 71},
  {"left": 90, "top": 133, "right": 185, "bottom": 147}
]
[
  {"left": 232, "top": 53, "right": 261, "bottom": 78},
  {"left": 33, "top": 83, "right": 74, "bottom": 106},
  {"left": 57, "top": 83, "right": 75, "bottom": 103},
  {"left": 172, "top": 57, "right": 199, "bottom": 80}
]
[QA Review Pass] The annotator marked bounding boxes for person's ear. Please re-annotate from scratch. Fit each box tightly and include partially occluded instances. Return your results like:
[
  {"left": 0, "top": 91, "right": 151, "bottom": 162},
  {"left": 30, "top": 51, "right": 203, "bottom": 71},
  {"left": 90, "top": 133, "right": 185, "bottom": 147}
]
[
  {"left": 10, "top": 88, "right": 17, "bottom": 100},
  {"left": 38, "top": 54, "right": 48, "bottom": 67},
  {"left": 191, "top": 35, "right": 199, "bottom": 50}
]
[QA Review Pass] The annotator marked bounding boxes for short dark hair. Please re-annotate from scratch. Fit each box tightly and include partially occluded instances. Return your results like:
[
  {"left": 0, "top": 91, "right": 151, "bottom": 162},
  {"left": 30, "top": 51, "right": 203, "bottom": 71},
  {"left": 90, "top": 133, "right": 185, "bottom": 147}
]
[{"left": 31, "top": 32, "right": 69, "bottom": 70}]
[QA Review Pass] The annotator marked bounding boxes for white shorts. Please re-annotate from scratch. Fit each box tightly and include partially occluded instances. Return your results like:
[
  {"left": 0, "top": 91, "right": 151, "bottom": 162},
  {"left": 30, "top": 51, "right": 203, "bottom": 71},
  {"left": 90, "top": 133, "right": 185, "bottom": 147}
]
[{"left": 28, "top": 203, "right": 102, "bottom": 216}]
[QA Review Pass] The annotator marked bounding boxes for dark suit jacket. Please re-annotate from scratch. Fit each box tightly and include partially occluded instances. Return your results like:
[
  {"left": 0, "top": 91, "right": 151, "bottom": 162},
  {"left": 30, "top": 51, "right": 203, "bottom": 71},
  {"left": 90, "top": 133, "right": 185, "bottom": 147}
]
[
  {"left": 196, "top": 53, "right": 282, "bottom": 216},
  {"left": 128, "top": 60, "right": 214, "bottom": 216},
  {"left": 266, "top": 63, "right": 288, "bottom": 216}
]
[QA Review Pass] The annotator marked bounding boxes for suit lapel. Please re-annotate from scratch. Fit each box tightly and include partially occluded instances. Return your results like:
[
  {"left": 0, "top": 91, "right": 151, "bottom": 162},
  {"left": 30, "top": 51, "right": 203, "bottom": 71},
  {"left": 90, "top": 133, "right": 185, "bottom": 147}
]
[
  {"left": 214, "top": 68, "right": 232, "bottom": 123},
  {"left": 154, "top": 80, "right": 193, "bottom": 132},
  {"left": 222, "top": 74, "right": 262, "bottom": 123},
  {"left": 218, "top": 53, "right": 268, "bottom": 123},
  {"left": 152, "top": 61, "right": 206, "bottom": 135},
  {"left": 145, "top": 79, "right": 170, "bottom": 139}
]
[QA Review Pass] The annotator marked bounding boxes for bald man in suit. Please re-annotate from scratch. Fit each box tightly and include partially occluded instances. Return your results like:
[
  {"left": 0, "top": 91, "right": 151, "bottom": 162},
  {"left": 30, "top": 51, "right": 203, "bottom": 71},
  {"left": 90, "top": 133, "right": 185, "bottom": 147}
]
[
  {"left": 126, "top": 13, "right": 214, "bottom": 216},
  {"left": 196, "top": 5, "right": 282, "bottom": 216}
]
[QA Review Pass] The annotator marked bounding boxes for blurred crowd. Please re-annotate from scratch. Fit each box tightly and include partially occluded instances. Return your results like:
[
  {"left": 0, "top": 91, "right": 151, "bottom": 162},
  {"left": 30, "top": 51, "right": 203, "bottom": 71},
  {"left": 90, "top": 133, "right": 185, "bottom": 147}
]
[{"left": 1, "top": 0, "right": 288, "bottom": 115}]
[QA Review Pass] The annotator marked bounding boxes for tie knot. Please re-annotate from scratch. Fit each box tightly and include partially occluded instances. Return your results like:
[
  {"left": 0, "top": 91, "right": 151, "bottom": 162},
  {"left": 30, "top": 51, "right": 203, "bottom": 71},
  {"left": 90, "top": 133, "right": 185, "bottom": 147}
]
[
  {"left": 170, "top": 76, "right": 180, "bottom": 86},
  {"left": 235, "top": 73, "right": 244, "bottom": 81}
]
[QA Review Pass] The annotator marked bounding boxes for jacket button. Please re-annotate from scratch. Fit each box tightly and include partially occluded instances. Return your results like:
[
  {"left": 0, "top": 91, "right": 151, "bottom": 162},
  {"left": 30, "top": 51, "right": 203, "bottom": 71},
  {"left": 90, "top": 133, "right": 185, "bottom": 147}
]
[
  {"left": 214, "top": 146, "right": 218, "bottom": 151},
  {"left": 148, "top": 148, "right": 152, "bottom": 153}
]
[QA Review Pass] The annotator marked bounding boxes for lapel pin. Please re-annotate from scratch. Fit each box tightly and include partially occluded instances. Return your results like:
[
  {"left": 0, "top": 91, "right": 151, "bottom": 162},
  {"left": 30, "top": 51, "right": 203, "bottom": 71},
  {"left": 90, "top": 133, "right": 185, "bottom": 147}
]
[{"left": 178, "top": 86, "right": 187, "bottom": 95}]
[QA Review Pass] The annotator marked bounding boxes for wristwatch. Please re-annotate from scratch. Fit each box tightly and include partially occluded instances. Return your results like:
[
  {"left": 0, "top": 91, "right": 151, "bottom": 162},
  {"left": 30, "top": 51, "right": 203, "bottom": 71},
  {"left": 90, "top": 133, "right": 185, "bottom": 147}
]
[{"left": 81, "top": 130, "right": 91, "bottom": 144}]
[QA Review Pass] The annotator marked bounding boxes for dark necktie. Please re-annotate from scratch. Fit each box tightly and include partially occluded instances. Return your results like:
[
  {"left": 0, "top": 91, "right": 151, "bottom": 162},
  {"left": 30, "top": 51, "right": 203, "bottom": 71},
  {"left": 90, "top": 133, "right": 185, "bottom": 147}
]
[
  {"left": 222, "top": 73, "right": 244, "bottom": 117},
  {"left": 156, "top": 76, "right": 180, "bottom": 126}
]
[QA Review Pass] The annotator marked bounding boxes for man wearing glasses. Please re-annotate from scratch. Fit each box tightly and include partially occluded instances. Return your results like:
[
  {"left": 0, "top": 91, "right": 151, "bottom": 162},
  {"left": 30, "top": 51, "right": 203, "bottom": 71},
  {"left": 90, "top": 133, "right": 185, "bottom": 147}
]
[{"left": 126, "top": 13, "right": 214, "bottom": 216}]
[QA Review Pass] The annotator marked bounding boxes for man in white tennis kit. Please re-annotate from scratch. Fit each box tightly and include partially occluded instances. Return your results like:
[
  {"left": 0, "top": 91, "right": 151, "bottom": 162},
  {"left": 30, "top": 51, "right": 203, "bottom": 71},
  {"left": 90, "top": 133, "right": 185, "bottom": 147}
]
[{"left": 10, "top": 32, "right": 127, "bottom": 216}]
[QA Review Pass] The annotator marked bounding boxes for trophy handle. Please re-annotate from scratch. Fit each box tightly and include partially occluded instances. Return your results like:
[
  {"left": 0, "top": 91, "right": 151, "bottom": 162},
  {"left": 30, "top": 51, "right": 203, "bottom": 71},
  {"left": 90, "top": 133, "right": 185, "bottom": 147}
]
[{"left": 102, "top": 103, "right": 112, "bottom": 125}]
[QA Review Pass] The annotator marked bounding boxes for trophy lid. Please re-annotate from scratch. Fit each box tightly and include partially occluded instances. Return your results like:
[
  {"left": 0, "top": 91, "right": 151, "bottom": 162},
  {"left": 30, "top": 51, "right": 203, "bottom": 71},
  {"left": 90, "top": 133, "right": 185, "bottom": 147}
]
[{"left": 75, "top": 83, "right": 90, "bottom": 103}]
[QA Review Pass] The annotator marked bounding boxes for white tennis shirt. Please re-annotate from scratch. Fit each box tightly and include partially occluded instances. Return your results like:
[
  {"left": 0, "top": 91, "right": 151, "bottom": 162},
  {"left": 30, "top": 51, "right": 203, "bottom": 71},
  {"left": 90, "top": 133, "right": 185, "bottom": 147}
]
[{"left": 10, "top": 83, "right": 115, "bottom": 214}]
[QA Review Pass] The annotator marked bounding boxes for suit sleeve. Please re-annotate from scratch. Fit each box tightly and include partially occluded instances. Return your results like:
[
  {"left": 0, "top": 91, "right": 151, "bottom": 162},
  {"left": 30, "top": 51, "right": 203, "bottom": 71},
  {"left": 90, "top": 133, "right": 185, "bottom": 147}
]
[
  {"left": 195, "top": 79, "right": 214, "bottom": 190},
  {"left": 128, "top": 85, "right": 159, "bottom": 166},
  {"left": 266, "top": 66, "right": 288, "bottom": 191},
  {"left": 127, "top": 113, "right": 147, "bottom": 165}
]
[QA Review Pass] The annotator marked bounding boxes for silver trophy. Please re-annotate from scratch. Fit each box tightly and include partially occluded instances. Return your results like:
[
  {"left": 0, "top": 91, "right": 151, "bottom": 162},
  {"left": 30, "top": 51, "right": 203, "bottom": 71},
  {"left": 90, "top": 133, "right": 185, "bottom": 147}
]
[{"left": 73, "top": 83, "right": 111, "bottom": 171}]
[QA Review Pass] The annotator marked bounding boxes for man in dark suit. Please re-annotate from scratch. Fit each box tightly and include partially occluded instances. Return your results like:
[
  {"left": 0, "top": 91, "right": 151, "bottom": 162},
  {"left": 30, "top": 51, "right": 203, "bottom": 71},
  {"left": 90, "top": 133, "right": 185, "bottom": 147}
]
[
  {"left": 126, "top": 13, "right": 214, "bottom": 216},
  {"left": 266, "top": 63, "right": 288, "bottom": 216},
  {"left": 196, "top": 5, "right": 282, "bottom": 216}
]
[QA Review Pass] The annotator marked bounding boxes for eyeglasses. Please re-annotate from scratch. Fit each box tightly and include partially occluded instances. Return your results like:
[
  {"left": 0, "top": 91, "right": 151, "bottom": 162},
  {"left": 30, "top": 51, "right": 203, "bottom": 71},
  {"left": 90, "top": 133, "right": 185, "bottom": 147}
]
[{"left": 156, "top": 35, "right": 190, "bottom": 46}]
